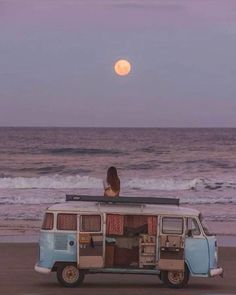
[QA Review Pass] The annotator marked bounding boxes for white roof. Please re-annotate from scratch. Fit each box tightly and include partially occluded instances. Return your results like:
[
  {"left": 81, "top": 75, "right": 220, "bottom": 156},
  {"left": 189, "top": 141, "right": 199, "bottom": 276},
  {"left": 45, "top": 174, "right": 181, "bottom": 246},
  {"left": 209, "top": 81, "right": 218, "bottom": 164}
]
[{"left": 47, "top": 201, "right": 199, "bottom": 217}]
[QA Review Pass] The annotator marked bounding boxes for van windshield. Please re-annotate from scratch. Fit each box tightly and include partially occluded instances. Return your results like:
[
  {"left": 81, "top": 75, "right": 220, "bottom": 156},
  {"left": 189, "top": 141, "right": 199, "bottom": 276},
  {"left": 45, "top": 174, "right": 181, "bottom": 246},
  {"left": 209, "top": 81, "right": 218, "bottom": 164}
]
[{"left": 198, "top": 213, "right": 212, "bottom": 236}]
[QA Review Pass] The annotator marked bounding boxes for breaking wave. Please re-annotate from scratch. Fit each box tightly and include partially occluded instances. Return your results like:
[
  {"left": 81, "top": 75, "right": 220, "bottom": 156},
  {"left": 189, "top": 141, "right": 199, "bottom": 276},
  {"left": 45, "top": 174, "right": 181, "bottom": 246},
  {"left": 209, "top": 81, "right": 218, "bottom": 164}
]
[
  {"left": 1, "top": 175, "right": 236, "bottom": 207},
  {"left": 125, "top": 178, "right": 200, "bottom": 191},
  {"left": 0, "top": 175, "right": 236, "bottom": 191}
]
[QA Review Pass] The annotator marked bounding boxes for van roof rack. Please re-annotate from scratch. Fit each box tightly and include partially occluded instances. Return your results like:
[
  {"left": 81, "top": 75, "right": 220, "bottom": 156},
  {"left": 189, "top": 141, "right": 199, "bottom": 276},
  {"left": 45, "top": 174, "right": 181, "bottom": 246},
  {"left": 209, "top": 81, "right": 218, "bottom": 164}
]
[{"left": 66, "top": 195, "right": 179, "bottom": 206}]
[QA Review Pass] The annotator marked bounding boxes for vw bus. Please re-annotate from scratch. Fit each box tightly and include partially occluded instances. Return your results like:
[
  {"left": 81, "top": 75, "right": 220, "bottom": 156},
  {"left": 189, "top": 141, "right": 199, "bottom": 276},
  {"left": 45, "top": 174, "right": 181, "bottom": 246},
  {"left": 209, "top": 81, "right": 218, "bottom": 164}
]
[{"left": 35, "top": 195, "right": 223, "bottom": 288}]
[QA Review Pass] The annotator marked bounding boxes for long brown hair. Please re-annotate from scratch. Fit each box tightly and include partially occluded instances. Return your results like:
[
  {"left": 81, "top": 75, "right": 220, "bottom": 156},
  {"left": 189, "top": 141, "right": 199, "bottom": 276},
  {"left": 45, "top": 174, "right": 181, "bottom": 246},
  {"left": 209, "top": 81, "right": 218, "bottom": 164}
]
[{"left": 107, "top": 166, "right": 120, "bottom": 192}]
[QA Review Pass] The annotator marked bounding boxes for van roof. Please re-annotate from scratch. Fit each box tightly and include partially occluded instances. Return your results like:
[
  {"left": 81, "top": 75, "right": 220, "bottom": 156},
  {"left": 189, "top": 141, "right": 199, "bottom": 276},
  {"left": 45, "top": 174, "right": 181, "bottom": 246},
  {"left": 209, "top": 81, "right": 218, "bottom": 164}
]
[{"left": 47, "top": 201, "right": 199, "bottom": 217}]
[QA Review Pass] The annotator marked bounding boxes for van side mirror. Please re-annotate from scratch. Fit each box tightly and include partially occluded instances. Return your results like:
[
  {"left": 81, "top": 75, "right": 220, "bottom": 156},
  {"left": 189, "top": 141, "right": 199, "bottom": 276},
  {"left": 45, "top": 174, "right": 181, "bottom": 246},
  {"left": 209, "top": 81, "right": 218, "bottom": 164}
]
[{"left": 187, "top": 229, "right": 193, "bottom": 237}]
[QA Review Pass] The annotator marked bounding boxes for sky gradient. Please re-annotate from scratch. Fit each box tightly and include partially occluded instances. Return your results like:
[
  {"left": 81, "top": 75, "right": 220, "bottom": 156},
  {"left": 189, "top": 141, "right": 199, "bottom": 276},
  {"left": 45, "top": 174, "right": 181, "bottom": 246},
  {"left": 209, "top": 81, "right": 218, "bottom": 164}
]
[{"left": 0, "top": 0, "right": 236, "bottom": 127}]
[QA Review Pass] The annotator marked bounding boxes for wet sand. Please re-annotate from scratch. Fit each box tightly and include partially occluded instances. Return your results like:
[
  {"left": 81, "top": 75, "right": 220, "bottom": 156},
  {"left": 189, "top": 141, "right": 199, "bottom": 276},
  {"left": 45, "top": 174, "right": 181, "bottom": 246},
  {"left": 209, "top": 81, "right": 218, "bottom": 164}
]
[{"left": 0, "top": 243, "right": 235, "bottom": 295}]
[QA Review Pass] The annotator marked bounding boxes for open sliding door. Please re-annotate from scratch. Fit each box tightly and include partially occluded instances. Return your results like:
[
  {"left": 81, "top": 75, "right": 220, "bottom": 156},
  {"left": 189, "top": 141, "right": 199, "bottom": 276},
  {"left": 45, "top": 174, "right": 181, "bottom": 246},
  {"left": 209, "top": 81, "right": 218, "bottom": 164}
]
[
  {"left": 158, "top": 216, "right": 185, "bottom": 271},
  {"left": 77, "top": 214, "right": 104, "bottom": 269}
]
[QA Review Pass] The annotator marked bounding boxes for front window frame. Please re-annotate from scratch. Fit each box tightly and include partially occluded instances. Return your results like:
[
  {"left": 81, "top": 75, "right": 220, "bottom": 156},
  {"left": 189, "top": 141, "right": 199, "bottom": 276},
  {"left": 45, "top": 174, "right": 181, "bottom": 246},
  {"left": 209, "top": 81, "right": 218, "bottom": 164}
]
[
  {"left": 198, "top": 213, "right": 213, "bottom": 236},
  {"left": 41, "top": 212, "right": 54, "bottom": 230},
  {"left": 186, "top": 217, "right": 201, "bottom": 236},
  {"left": 162, "top": 216, "right": 184, "bottom": 235}
]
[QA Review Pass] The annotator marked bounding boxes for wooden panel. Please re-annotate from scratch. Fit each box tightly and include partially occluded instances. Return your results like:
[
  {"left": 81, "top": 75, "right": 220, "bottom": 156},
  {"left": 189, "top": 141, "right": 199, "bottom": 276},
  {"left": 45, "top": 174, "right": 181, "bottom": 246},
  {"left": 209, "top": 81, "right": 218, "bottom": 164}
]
[
  {"left": 105, "top": 245, "right": 115, "bottom": 267},
  {"left": 79, "top": 233, "right": 90, "bottom": 244},
  {"left": 160, "top": 235, "right": 183, "bottom": 247},
  {"left": 158, "top": 259, "right": 184, "bottom": 271},
  {"left": 79, "top": 233, "right": 103, "bottom": 244},
  {"left": 79, "top": 245, "right": 103, "bottom": 256},
  {"left": 79, "top": 256, "right": 104, "bottom": 268},
  {"left": 160, "top": 248, "right": 184, "bottom": 260},
  {"left": 114, "top": 246, "right": 139, "bottom": 267},
  {"left": 159, "top": 234, "right": 184, "bottom": 271}
]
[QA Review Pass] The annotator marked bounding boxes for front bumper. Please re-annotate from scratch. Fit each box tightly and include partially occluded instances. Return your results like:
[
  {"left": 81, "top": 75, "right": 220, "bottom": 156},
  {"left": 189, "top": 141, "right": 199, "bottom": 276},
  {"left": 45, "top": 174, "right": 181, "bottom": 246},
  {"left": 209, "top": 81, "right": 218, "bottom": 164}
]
[
  {"left": 34, "top": 263, "right": 51, "bottom": 274},
  {"left": 210, "top": 267, "right": 223, "bottom": 277}
]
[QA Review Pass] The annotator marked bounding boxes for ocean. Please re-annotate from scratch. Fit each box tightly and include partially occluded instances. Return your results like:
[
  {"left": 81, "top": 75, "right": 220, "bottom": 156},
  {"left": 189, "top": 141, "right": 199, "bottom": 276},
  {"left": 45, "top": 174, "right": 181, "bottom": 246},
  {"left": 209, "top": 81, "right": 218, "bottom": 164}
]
[{"left": 0, "top": 127, "right": 236, "bottom": 235}]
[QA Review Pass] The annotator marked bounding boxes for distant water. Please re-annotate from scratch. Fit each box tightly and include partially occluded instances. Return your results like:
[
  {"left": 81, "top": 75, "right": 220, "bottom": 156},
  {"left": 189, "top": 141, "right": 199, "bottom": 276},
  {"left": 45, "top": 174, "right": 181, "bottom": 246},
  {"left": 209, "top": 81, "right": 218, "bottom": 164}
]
[{"left": 0, "top": 127, "right": 236, "bottom": 226}]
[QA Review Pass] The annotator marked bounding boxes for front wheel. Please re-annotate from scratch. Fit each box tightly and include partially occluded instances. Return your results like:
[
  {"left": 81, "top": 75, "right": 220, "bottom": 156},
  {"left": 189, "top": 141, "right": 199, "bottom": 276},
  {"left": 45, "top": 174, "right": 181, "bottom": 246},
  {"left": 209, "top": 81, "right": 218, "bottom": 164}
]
[
  {"left": 162, "top": 267, "right": 189, "bottom": 288},
  {"left": 57, "top": 263, "right": 85, "bottom": 288}
]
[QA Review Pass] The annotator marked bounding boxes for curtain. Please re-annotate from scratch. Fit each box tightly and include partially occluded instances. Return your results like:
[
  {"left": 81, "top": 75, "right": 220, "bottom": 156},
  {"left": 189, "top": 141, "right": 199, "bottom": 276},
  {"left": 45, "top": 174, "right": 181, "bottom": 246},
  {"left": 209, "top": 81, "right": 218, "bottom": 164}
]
[
  {"left": 148, "top": 216, "right": 157, "bottom": 235},
  {"left": 57, "top": 214, "right": 77, "bottom": 230},
  {"left": 42, "top": 213, "right": 53, "bottom": 230},
  {"left": 106, "top": 214, "right": 124, "bottom": 235},
  {"left": 81, "top": 215, "right": 101, "bottom": 232},
  {"left": 106, "top": 215, "right": 157, "bottom": 235}
]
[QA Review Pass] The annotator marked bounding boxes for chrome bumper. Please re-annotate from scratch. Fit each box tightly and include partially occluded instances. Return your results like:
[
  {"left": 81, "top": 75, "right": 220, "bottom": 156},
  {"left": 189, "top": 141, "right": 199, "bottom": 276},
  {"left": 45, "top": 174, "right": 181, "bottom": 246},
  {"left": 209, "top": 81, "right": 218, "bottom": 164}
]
[
  {"left": 34, "top": 263, "right": 51, "bottom": 274},
  {"left": 210, "top": 267, "right": 223, "bottom": 277}
]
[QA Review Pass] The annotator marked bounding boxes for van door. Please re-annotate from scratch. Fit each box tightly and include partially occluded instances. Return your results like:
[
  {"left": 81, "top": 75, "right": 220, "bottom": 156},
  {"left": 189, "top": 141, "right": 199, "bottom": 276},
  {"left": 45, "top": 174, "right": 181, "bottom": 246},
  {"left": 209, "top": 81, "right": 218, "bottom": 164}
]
[
  {"left": 184, "top": 217, "right": 209, "bottom": 274},
  {"left": 158, "top": 216, "right": 185, "bottom": 271},
  {"left": 77, "top": 214, "right": 104, "bottom": 269}
]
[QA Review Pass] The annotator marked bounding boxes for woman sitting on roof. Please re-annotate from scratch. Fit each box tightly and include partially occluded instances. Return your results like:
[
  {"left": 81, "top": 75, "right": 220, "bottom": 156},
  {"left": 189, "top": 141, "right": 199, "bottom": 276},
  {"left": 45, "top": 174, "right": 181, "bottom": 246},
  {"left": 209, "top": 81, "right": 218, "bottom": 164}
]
[{"left": 103, "top": 166, "right": 120, "bottom": 197}]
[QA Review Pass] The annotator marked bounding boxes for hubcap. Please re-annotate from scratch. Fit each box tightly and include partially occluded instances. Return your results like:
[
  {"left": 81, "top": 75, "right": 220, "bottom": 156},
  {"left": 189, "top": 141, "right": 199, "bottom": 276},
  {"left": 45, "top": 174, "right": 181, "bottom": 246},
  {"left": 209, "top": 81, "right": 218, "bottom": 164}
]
[
  {"left": 168, "top": 271, "right": 184, "bottom": 284},
  {"left": 62, "top": 265, "right": 79, "bottom": 284}
]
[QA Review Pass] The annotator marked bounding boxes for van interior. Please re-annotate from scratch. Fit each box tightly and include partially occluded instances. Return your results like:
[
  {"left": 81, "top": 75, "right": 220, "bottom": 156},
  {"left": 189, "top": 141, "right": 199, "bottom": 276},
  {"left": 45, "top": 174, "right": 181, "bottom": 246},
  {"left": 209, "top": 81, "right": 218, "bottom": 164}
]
[{"left": 105, "top": 214, "right": 157, "bottom": 269}]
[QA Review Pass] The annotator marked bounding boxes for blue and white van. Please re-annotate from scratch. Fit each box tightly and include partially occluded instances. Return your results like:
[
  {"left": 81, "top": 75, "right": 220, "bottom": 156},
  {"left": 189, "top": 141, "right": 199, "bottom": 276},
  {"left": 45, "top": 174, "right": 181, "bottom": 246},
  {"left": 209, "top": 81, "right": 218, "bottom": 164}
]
[{"left": 35, "top": 195, "right": 223, "bottom": 288}]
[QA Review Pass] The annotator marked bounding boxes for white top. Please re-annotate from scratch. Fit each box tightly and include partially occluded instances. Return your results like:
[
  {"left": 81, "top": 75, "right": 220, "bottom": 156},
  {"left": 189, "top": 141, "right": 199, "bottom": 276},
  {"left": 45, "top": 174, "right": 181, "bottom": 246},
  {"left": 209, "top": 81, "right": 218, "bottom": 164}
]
[
  {"left": 103, "top": 179, "right": 110, "bottom": 190},
  {"left": 103, "top": 179, "right": 119, "bottom": 197},
  {"left": 47, "top": 201, "right": 199, "bottom": 217}
]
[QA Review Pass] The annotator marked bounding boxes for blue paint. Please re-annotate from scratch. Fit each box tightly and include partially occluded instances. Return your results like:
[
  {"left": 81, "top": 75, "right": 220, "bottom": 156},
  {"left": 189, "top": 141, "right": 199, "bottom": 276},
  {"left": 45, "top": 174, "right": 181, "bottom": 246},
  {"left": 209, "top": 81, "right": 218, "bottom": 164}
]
[
  {"left": 207, "top": 236, "right": 218, "bottom": 269},
  {"left": 36, "top": 231, "right": 218, "bottom": 278},
  {"left": 37, "top": 232, "right": 77, "bottom": 269},
  {"left": 185, "top": 237, "right": 209, "bottom": 275}
]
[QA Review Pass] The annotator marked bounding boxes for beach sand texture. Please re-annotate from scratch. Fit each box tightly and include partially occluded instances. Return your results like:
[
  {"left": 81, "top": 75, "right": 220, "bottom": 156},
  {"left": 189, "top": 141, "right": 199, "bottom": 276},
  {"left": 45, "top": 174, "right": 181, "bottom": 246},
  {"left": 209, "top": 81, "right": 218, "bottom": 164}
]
[{"left": 0, "top": 243, "right": 235, "bottom": 295}]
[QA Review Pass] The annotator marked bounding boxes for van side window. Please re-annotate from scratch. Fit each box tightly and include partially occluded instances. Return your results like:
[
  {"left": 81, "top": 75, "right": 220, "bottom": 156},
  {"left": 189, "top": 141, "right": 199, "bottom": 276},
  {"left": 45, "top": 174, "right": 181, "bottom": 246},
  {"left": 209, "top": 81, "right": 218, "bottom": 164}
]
[
  {"left": 162, "top": 217, "right": 183, "bottom": 234},
  {"left": 80, "top": 215, "right": 101, "bottom": 232},
  {"left": 42, "top": 213, "right": 54, "bottom": 230},
  {"left": 186, "top": 218, "right": 201, "bottom": 236},
  {"left": 57, "top": 214, "right": 77, "bottom": 230}
]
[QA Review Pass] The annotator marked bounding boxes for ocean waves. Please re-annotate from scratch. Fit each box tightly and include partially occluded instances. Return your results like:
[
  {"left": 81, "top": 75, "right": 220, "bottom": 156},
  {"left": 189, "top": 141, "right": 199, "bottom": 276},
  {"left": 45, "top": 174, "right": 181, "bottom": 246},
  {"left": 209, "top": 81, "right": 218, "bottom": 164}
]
[
  {"left": 1, "top": 147, "right": 126, "bottom": 156},
  {"left": 1, "top": 175, "right": 236, "bottom": 191},
  {"left": 0, "top": 175, "right": 101, "bottom": 190},
  {"left": 0, "top": 175, "right": 236, "bottom": 199},
  {"left": 125, "top": 177, "right": 199, "bottom": 191},
  {"left": 46, "top": 147, "right": 126, "bottom": 156},
  {"left": 1, "top": 128, "right": 236, "bottom": 227}
]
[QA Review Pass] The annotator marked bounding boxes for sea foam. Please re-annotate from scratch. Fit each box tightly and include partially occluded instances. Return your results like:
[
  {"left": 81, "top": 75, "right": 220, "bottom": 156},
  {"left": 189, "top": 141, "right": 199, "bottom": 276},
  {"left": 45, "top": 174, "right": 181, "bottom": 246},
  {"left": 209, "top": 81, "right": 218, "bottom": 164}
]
[{"left": 0, "top": 175, "right": 235, "bottom": 191}]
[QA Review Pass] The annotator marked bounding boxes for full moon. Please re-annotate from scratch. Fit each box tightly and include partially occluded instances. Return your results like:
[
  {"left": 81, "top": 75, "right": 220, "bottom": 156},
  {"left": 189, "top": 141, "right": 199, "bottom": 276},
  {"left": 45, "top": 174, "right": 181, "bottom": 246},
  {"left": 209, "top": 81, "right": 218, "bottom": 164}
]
[{"left": 114, "top": 59, "right": 131, "bottom": 76}]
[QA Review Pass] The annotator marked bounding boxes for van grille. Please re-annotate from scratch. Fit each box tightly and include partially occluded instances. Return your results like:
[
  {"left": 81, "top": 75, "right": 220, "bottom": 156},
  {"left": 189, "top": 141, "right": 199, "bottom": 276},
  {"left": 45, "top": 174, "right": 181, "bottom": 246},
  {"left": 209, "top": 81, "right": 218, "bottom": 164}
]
[{"left": 54, "top": 233, "right": 68, "bottom": 250}]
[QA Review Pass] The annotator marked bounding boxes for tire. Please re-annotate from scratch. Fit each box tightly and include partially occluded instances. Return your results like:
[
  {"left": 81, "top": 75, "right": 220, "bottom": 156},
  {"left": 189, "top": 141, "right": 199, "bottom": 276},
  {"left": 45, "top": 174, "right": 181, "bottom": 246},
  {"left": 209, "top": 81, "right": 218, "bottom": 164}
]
[
  {"left": 162, "top": 266, "right": 189, "bottom": 288},
  {"left": 56, "top": 263, "right": 85, "bottom": 288}
]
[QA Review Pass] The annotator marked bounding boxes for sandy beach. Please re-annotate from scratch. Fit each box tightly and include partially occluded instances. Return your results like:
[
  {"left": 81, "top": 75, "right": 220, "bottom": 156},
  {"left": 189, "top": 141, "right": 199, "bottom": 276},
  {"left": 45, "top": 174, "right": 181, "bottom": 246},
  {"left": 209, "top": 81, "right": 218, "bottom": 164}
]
[{"left": 0, "top": 243, "right": 235, "bottom": 295}]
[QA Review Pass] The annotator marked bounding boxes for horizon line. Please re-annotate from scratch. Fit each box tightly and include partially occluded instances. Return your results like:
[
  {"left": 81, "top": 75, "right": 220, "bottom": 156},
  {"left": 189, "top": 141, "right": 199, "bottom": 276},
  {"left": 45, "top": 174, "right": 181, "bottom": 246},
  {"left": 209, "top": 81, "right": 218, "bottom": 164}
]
[{"left": 0, "top": 126, "right": 236, "bottom": 129}]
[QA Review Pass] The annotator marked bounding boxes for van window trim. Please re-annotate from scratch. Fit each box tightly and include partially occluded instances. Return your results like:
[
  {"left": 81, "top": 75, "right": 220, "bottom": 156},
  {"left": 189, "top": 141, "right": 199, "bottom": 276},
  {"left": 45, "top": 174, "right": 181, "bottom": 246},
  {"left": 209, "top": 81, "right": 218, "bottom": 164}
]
[
  {"left": 161, "top": 216, "right": 184, "bottom": 235},
  {"left": 79, "top": 214, "right": 102, "bottom": 233},
  {"left": 41, "top": 212, "right": 54, "bottom": 231},
  {"left": 56, "top": 213, "right": 78, "bottom": 231},
  {"left": 186, "top": 217, "right": 202, "bottom": 236}
]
